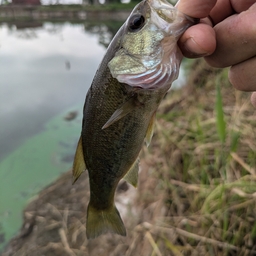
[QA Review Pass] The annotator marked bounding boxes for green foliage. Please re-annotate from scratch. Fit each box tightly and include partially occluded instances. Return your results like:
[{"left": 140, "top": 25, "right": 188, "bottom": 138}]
[
  {"left": 215, "top": 82, "right": 226, "bottom": 144},
  {"left": 141, "top": 59, "right": 256, "bottom": 255}
]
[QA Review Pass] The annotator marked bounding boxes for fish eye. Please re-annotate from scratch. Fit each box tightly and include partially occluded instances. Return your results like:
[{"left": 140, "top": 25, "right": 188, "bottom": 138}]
[{"left": 128, "top": 14, "right": 145, "bottom": 32}]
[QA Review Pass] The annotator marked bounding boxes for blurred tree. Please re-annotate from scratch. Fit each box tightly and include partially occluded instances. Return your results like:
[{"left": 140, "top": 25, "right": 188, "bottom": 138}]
[
  {"left": 84, "top": 20, "right": 123, "bottom": 47},
  {"left": 105, "top": 0, "right": 121, "bottom": 4},
  {"left": 12, "top": 0, "right": 41, "bottom": 5},
  {"left": 129, "top": 0, "right": 141, "bottom": 3},
  {"left": 86, "top": 0, "right": 100, "bottom": 5}
]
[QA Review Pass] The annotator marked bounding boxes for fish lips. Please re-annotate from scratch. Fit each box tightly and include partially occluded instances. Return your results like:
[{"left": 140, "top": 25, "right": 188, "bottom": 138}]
[{"left": 148, "top": 0, "right": 197, "bottom": 36}]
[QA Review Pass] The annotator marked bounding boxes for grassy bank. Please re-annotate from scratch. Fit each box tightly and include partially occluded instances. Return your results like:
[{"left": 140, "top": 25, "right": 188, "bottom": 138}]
[
  {"left": 141, "top": 59, "right": 256, "bottom": 255},
  {"left": 3, "top": 59, "right": 256, "bottom": 255}
]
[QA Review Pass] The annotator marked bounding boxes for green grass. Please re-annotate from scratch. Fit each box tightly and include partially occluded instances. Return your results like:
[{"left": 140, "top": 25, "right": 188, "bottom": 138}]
[
  {"left": 132, "top": 59, "right": 256, "bottom": 255},
  {"left": 215, "top": 81, "right": 226, "bottom": 144}
]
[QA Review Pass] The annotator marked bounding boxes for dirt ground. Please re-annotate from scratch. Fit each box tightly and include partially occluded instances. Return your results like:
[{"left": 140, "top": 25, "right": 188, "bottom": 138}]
[{"left": 2, "top": 153, "right": 164, "bottom": 256}]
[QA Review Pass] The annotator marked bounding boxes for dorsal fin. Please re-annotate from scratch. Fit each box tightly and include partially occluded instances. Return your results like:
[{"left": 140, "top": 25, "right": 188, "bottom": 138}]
[
  {"left": 145, "top": 112, "right": 156, "bottom": 147},
  {"left": 72, "top": 136, "right": 86, "bottom": 184}
]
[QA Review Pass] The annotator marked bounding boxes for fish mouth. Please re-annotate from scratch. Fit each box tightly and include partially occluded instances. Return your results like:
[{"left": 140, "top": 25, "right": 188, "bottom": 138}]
[{"left": 148, "top": 0, "right": 197, "bottom": 37}]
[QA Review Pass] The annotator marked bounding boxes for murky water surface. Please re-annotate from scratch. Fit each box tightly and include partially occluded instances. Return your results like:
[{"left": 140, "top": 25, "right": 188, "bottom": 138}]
[{"left": 0, "top": 20, "right": 117, "bottom": 251}]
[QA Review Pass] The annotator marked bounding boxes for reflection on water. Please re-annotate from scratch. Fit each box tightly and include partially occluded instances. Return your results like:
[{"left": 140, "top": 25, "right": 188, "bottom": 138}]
[
  {"left": 84, "top": 20, "right": 123, "bottom": 48},
  {"left": 0, "top": 19, "right": 123, "bottom": 251},
  {"left": 0, "top": 20, "right": 123, "bottom": 161}
]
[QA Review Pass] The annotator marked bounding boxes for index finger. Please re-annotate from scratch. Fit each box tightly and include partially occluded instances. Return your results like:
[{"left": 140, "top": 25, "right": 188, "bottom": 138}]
[
  {"left": 209, "top": 0, "right": 256, "bottom": 24},
  {"left": 176, "top": 0, "right": 217, "bottom": 18}
]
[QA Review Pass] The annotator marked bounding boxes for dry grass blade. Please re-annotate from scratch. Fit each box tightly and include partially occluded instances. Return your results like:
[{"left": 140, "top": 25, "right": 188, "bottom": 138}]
[
  {"left": 170, "top": 226, "right": 238, "bottom": 251},
  {"left": 59, "top": 228, "right": 76, "bottom": 256},
  {"left": 169, "top": 179, "right": 208, "bottom": 192},
  {"left": 145, "top": 232, "right": 162, "bottom": 256},
  {"left": 230, "top": 152, "right": 256, "bottom": 175}
]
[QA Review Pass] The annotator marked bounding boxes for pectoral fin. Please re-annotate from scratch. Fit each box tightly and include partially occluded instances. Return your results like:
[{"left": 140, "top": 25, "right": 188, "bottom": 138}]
[
  {"left": 102, "top": 97, "right": 140, "bottom": 129},
  {"left": 72, "top": 136, "right": 86, "bottom": 184},
  {"left": 123, "top": 159, "right": 139, "bottom": 187},
  {"left": 145, "top": 112, "right": 156, "bottom": 147}
]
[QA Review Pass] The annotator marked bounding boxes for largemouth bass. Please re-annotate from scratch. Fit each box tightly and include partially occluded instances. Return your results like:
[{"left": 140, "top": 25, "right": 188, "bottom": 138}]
[{"left": 73, "top": 0, "right": 196, "bottom": 239}]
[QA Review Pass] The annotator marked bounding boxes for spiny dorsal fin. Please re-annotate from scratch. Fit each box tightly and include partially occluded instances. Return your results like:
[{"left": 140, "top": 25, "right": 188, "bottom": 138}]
[
  {"left": 145, "top": 112, "right": 156, "bottom": 147},
  {"left": 102, "top": 97, "right": 140, "bottom": 129},
  {"left": 72, "top": 136, "right": 86, "bottom": 184},
  {"left": 123, "top": 158, "right": 139, "bottom": 187}
]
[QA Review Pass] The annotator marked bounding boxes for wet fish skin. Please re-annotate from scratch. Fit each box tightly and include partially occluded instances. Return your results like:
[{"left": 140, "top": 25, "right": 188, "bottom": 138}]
[
  {"left": 82, "top": 73, "right": 164, "bottom": 238},
  {"left": 73, "top": 0, "right": 196, "bottom": 239}
]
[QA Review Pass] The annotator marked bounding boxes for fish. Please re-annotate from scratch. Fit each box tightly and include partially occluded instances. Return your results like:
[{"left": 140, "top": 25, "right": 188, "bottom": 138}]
[{"left": 72, "top": 0, "right": 196, "bottom": 239}]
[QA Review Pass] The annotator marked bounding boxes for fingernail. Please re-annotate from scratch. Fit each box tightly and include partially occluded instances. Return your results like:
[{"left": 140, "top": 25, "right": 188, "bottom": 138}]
[
  {"left": 251, "top": 92, "right": 256, "bottom": 108},
  {"left": 184, "top": 38, "right": 210, "bottom": 58}
]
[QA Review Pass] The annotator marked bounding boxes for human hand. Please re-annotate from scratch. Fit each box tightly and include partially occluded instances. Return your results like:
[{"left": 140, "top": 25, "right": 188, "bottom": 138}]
[{"left": 176, "top": 0, "right": 256, "bottom": 107}]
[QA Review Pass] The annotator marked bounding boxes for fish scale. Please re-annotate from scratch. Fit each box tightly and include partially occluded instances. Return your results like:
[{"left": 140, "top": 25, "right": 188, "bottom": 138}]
[{"left": 72, "top": 0, "right": 197, "bottom": 239}]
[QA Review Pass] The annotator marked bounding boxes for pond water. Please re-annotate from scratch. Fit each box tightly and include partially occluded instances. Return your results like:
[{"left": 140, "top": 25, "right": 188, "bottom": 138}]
[
  {"left": 0, "top": 19, "right": 186, "bottom": 251},
  {"left": 0, "top": 20, "right": 121, "bottom": 251}
]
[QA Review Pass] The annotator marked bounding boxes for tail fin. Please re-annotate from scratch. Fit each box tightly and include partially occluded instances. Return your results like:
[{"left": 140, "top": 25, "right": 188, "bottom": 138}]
[{"left": 86, "top": 203, "right": 126, "bottom": 239}]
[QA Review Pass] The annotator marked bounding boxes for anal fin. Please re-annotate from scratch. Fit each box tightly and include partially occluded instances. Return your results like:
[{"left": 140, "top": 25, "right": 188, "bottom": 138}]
[
  {"left": 72, "top": 136, "right": 86, "bottom": 184},
  {"left": 145, "top": 112, "right": 156, "bottom": 147},
  {"left": 123, "top": 159, "right": 139, "bottom": 187}
]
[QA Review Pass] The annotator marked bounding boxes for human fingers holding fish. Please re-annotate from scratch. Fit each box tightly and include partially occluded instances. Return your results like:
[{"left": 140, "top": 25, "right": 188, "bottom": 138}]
[
  {"left": 205, "top": 1, "right": 256, "bottom": 68},
  {"left": 177, "top": 0, "right": 256, "bottom": 59},
  {"left": 205, "top": 2, "right": 256, "bottom": 95},
  {"left": 178, "top": 0, "right": 256, "bottom": 107},
  {"left": 207, "top": 1, "right": 256, "bottom": 106},
  {"left": 176, "top": 0, "right": 217, "bottom": 58}
]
